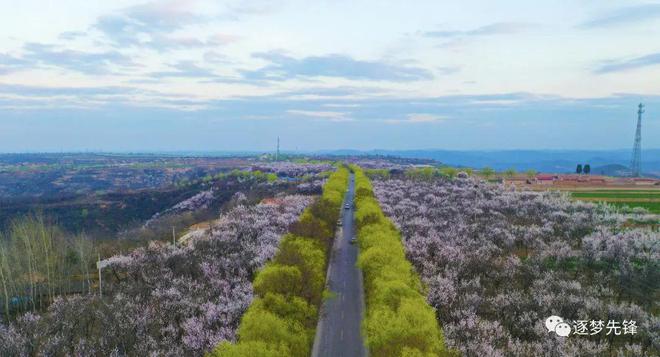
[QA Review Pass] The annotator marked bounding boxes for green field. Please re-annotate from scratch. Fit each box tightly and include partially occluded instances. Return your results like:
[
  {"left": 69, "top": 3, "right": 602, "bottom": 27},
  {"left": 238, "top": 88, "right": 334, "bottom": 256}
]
[
  {"left": 572, "top": 191, "right": 660, "bottom": 199},
  {"left": 570, "top": 190, "right": 660, "bottom": 214},
  {"left": 607, "top": 201, "right": 660, "bottom": 214}
]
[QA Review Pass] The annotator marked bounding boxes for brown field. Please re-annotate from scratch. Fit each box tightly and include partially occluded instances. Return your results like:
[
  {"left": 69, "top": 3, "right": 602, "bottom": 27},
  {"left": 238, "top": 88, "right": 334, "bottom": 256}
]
[{"left": 504, "top": 174, "right": 660, "bottom": 214}]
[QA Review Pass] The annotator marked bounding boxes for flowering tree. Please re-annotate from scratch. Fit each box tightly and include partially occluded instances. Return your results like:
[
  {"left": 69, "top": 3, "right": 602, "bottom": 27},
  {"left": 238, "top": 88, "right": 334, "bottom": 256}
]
[
  {"left": 0, "top": 195, "right": 313, "bottom": 356},
  {"left": 373, "top": 177, "right": 659, "bottom": 356},
  {"left": 251, "top": 162, "right": 334, "bottom": 177}
]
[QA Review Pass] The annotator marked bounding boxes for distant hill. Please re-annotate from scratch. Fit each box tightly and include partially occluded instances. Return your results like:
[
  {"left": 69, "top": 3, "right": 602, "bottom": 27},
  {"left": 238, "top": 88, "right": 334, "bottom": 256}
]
[
  {"left": 320, "top": 149, "right": 660, "bottom": 176},
  {"left": 591, "top": 164, "right": 630, "bottom": 177}
]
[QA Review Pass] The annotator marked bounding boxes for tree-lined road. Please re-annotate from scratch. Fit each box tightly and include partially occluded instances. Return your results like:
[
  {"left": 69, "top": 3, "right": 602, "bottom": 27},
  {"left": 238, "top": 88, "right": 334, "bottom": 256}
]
[{"left": 312, "top": 173, "right": 367, "bottom": 357}]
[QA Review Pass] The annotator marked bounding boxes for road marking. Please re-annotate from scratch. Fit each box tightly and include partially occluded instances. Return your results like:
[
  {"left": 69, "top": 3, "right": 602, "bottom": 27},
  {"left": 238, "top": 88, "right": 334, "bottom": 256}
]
[
  {"left": 340, "top": 329, "right": 344, "bottom": 341},
  {"left": 342, "top": 310, "right": 344, "bottom": 320}
]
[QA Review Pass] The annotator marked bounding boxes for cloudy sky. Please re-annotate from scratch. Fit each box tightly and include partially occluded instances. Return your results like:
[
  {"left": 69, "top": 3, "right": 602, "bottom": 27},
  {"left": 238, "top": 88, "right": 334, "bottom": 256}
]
[{"left": 1, "top": 0, "right": 659, "bottom": 152}]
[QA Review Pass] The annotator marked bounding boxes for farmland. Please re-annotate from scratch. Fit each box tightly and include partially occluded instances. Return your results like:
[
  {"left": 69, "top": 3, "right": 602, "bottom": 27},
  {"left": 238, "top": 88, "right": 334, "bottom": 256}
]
[
  {"left": 570, "top": 190, "right": 660, "bottom": 214},
  {"left": 500, "top": 172, "right": 660, "bottom": 215}
]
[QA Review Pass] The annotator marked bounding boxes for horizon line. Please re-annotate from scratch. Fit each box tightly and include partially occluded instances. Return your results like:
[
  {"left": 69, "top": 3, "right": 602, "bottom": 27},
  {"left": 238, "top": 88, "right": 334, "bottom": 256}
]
[{"left": 1, "top": 148, "right": 660, "bottom": 155}]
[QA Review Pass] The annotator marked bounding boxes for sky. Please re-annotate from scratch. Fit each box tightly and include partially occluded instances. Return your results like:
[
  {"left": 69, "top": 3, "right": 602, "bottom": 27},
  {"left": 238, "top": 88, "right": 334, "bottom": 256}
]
[{"left": 0, "top": 0, "right": 659, "bottom": 152}]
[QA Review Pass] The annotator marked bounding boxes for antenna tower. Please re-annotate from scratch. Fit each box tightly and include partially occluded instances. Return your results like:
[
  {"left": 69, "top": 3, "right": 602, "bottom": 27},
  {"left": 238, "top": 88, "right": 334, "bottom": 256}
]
[
  {"left": 276, "top": 136, "right": 280, "bottom": 161},
  {"left": 630, "top": 103, "right": 644, "bottom": 177}
]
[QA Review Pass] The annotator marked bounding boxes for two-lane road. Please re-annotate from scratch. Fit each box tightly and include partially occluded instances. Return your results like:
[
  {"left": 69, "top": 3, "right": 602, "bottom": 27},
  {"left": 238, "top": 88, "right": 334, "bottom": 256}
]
[{"left": 312, "top": 173, "right": 367, "bottom": 357}]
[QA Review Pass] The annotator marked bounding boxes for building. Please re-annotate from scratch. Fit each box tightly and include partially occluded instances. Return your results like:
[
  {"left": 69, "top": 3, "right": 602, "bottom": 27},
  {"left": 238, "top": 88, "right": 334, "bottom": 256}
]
[{"left": 535, "top": 174, "right": 556, "bottom": 185}]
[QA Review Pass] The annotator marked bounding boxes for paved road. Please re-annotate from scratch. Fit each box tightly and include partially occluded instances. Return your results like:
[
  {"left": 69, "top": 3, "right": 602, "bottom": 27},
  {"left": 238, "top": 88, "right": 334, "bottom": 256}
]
[{"left": 312, "top": 173, "right": 367, "bottom": 357}]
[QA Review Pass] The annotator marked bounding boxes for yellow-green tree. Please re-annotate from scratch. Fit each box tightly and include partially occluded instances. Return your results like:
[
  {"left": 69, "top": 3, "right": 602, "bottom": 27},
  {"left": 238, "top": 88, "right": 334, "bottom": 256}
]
[
  {"left": 351, "top": 166, "right": 452, "bottom": 356},
  {"left": 480, "top": 167, "right": 495, "bottom": 180}
]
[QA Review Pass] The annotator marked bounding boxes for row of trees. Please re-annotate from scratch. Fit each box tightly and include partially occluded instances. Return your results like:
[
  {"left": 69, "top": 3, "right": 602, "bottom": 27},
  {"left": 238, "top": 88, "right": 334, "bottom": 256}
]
[
  {"left": 577, "top": 164, "right": 592, "bottom": 174},
  {"left": 364, "top": 168, "right": 391, "bottom": 180},
  {"left": 479, "top": 167, "right": 539, "bottom": 180},
  {"left": 404, "top": 166, "right": 463, "bottom": 181},
  {"left": 179, "top": 169, "right": 279, "bottom": 188},
  {"left": 351, "top": 166, "right": 453, "bottom": 357},
  {"left": 373, "top": 177, "right": 658, "bottom": 356},
  {"left": 403, "top": 166, "right": 540, "bottom": 181},
  {"left": 213, "top": 166, "right": 350, "bottom": 356},
  {"left": 394, "top": 166, "right": 541, "bottom": 182},
  {"left": 0, "top": 215, "right": 96, "bottom": 320}
]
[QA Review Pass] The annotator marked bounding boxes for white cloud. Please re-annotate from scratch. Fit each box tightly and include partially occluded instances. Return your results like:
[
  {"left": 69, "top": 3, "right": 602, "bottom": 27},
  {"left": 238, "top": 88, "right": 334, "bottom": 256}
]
[
  {"left": 385, "top": 113, "right": 446, "bottom": 124},
  {"left": 1, "top": 0, "right": 659, "bottom": 113},
  {"left": 286, "top": 109, "right": 352, "bottom": 122}
]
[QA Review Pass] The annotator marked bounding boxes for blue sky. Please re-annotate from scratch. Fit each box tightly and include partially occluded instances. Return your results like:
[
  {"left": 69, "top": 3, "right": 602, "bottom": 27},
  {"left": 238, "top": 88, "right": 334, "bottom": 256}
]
[{"left": 0, "top": 0, "right": 659, "bottom": 152}]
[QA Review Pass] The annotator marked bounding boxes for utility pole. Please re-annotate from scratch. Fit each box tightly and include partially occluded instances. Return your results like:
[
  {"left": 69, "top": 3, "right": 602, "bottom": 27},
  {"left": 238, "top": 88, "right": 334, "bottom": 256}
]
[
  {"left": 630, "top": 103, "right": 644, "bottom": 177},
  {"left": 97, "top": 253, "right": 102, "bottom": 298}
]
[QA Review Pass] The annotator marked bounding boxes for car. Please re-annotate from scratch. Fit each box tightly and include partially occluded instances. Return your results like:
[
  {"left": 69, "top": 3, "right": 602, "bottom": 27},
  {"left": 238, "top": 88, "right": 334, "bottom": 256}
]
[
  {"left": 350, "top": 237, "right": 357, "bottom": 244},
  {"left": 337, "top": 219, "right": 342, "bottom": 226},
  {"left": 344, "top": 204, "right": 350, "bottom": 209}
]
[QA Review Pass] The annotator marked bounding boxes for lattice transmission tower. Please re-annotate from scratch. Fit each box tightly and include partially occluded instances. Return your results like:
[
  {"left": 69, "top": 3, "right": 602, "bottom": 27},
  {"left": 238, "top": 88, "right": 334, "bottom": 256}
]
[
  {"left": 276, "top": 136, "right": 280, "bottom": 161},
  {"left": 630, "top": 103, "right": 644, "bottom": 177}
]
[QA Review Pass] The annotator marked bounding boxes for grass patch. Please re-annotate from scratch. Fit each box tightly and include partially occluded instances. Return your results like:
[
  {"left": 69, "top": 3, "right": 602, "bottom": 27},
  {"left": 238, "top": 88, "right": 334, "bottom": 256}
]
[
  {"left": 572, "top": 191, "right": 660, "bottom": 199},
  {"left": 570, "top": 190, "right": 660, "bottom": 214},
  {"left": 608, "top": 201, "right": 660, "bottom": 214}
]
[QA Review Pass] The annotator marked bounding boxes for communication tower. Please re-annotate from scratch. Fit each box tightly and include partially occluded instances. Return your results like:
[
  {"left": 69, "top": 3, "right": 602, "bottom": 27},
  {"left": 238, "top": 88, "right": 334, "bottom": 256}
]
[
  {"left": 630, "top": 103, "right": 644, "bottom": 177},
  {"left": 276, "top": 136, "right": 280, "bottom": 161}
]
